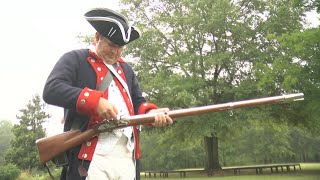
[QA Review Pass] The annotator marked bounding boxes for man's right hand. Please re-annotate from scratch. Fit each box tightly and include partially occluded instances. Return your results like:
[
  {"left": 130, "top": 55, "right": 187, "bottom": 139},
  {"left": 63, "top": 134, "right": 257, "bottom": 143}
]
[{"left": 96, "top": 97, "right": 118, "bottom": 120}]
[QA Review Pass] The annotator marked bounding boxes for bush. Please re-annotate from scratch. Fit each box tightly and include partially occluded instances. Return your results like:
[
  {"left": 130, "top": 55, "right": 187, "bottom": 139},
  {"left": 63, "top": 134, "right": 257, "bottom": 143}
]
[
  {"left": 38, "top": 167, "right": 62, "bottom": 180},
  {"left": 0, "top": 163, "right": 21, "bottom": 180},
  {"left": 16, "top": 167, "right": 62, "bottom": 180}
]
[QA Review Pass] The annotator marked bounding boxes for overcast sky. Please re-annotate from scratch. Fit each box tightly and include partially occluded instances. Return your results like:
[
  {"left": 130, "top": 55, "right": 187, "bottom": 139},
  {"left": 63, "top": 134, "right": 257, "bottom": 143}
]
[{"left": 0, "top": 1, "right": 318, "bottom": 135}]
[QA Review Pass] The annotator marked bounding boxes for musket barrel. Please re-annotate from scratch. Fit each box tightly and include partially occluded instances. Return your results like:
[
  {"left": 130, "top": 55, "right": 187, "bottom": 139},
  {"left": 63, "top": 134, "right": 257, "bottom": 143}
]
[
  {"left": 106, "top": 93, "right": 304, "bottom": 130},
  {"left": 282, "top": 93, "right": 304, "bottom": 102}
]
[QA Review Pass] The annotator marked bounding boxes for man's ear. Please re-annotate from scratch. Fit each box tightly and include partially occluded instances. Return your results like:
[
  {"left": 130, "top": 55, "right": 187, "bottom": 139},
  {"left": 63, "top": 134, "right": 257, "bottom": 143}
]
[{"left": 95, "top": 32, "right": 100, "bottom": 42}]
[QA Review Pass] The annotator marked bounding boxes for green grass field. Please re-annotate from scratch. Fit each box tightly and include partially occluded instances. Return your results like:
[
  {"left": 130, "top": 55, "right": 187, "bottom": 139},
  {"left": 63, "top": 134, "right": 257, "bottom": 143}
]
[
  {"left": 17, "top": 163, "right": 320, "bottom": 180},
  {"left": 141, "top": 163, "right": 320, "bottom": 180}
]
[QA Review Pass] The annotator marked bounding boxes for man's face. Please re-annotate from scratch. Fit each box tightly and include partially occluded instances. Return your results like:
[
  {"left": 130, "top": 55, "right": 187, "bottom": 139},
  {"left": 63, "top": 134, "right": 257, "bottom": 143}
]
[{"left": 95, "top": 33, "right": 124, "bottom": 64}]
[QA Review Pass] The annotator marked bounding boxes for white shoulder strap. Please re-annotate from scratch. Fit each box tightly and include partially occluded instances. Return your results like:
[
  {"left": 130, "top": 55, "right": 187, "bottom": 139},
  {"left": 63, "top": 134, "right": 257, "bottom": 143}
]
[{"left": 104, "top": 63, "right": 133, "bottom": 105}]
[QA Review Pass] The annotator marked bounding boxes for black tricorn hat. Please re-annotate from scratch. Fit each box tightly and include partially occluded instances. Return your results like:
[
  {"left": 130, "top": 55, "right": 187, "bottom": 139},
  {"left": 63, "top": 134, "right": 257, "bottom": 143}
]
[{"left": 84, "top": 8, "right": 141, "bottom": 46}]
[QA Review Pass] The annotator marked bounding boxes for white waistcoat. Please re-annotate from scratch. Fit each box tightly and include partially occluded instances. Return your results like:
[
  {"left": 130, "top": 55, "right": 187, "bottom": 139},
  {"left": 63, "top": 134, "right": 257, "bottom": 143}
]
[{"left": 94, "top": 80, "right": 134, "bottom": 155}]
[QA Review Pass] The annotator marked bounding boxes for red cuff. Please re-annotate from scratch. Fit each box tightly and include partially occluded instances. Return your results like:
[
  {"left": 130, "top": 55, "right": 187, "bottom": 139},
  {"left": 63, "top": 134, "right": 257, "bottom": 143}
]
[
  {"left": 76, "top": 87, "right": 103, "bottom": 116},
  {"left": 138, "top": 102, "right": 158, "bottom": 114}
]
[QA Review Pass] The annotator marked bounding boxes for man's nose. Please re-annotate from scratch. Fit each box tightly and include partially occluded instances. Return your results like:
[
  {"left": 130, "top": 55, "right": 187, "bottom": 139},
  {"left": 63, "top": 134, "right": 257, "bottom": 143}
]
[{"left": 111, "top": 47, "right": 121, "bottom": 54}]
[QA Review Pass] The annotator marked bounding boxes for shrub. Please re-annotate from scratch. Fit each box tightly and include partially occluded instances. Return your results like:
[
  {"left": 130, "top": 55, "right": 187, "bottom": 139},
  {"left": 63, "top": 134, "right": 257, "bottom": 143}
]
[{"left": 0, "top": 163, "right": 21, "bottom": 180}]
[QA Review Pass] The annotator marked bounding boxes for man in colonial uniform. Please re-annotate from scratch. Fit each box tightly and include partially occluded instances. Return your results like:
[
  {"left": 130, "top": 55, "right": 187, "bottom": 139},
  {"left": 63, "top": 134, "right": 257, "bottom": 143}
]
[{"left": 43, "top": 7, "right": 173, "bottom": 180}]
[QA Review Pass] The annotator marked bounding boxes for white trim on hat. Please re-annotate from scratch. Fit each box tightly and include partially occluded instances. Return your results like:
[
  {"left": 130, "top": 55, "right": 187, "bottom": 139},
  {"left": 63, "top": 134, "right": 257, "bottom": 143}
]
[
  {"left": 86, "top": 7, "right": 129, "bottom": 24},
  {"left": 85, "top": 16, "right": 134, "bottom": 43}
]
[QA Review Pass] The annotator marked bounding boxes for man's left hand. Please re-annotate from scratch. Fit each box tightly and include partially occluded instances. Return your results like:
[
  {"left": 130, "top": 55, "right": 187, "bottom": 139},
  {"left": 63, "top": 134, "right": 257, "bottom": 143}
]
[{"left": 148, "top": 108, "right": 173, "bottom": 127}]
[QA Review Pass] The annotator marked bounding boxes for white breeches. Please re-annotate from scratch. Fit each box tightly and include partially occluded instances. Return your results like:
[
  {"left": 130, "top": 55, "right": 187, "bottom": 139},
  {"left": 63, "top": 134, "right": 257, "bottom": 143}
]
[{"left": 86, "top": 135, "right": 135, "bottom": 180}]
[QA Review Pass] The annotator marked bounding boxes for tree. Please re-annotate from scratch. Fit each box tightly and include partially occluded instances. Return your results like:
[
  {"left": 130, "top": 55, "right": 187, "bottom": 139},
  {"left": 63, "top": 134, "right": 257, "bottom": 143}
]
[
  {"left": 120, "top": 0, "right": 307, "bottom": 170},
  {"left": 140, "top": 125, "right": 206, "bottom": 170},
  {"left": 5, "top": 94, "right": 50, "bottom": 171},
  {"left": 0, "top": 120, "right": 14, "bottom": 164},
  {"left": 277, "top": 28, "right": 320, "bottom": 134}
]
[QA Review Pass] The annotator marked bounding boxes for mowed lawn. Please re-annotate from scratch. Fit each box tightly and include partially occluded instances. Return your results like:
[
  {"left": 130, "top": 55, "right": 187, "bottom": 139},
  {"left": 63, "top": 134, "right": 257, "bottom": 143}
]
[{"left": 141, "top": 163, "right": 320, "bottom": 180}]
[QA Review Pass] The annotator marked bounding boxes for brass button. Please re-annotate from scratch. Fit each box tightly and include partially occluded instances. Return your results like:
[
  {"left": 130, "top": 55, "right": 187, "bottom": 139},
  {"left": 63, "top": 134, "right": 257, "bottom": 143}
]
[
  {"left": 86, "top": 141, "right": 91, "bottom": 146},
  {"left": 80, "top": 99, "right": 86, "bottom": 104}
]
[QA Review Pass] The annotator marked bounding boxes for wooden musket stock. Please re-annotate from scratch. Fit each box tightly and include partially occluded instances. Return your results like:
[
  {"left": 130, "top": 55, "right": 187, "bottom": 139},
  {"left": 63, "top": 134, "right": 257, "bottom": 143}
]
[{"left": 36, "top": 93, "right": 304, "bottom": 164}]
